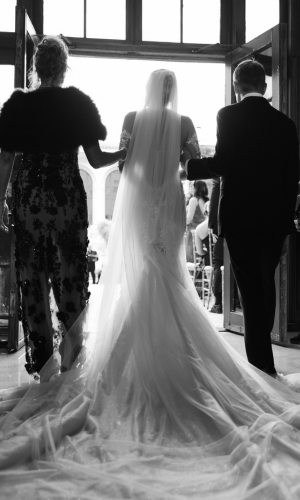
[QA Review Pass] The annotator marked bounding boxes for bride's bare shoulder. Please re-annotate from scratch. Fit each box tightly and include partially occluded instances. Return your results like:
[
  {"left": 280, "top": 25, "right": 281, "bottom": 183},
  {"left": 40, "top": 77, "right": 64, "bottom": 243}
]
[
  {"left": 180, "top": 115, "right": 195, "bottom": 141},
  {"left": 181, "top": 114, "right": 194, "bottom": 129},
  {"left": 124, "top": 111, "right": 137, "bottom": 119},
  {"left": 122, "top": 111, "right": 137, "bottom": 131}
]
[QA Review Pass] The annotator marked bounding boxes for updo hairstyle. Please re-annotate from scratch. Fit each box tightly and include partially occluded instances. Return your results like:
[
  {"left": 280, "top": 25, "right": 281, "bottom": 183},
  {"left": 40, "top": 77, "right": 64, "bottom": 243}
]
[
  {"left": 145, "top": 69, "right": 178, "bottom": 110},
  {"left": 163, "top": 73, "right": 173, "bottom": 106},
  {"left": 29, "top": 35, "right": 69, "bottom": 88}
]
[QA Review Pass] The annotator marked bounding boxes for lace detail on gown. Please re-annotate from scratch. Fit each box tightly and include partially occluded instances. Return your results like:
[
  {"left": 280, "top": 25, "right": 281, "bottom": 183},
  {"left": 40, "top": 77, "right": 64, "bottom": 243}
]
[
  {"left": 141, "top": 180, "right": 185, "bottom": 257},
  {"left": 13, "top": 152, "right": 90, "bottom": 374},
  {"left": 119, "top": 129, "right": 131, "bottom": 149},
  {"left": 186, "top": 132, "right": 201, "bottom": 158}
]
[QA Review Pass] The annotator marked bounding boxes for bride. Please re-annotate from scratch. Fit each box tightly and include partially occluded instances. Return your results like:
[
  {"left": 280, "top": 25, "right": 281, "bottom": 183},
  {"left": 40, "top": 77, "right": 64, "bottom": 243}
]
[{"left": 1, "top": 69, "right": 300, "bottom": 500}]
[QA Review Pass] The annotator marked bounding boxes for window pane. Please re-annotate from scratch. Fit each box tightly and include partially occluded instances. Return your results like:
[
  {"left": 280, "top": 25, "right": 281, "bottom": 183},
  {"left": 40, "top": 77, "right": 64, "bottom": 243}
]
[
  {"left": 143, "top": 0, "right": 180, "bottom": 42},
  {"left": 0, "top": 0, "right": 15, "bottom": 32},
  {"left": 246, "top": 0, "right": 279, "bottom": 42},
  {"left": 0, "top": 66, "right": 14, "bottom": 107},
  {"left": 44, "top": 0, "right": 84, "bottom": 37},
  {"left": 86, "top": 0, "right": 125, "bottom": 39},
  {"left": 183, "top": 0, "right": 220, "bottom": 44}
]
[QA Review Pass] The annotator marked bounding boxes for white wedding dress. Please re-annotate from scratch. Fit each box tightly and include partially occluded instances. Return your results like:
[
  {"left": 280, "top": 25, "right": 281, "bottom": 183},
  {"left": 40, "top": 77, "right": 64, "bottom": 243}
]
[{"left": 1, "top": 70, "right": 300, "bottom": 500}]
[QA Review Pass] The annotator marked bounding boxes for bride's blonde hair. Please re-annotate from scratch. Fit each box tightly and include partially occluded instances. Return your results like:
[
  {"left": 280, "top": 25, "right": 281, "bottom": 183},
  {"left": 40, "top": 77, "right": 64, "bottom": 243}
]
[{"left": 28, "top": 35, "right": 69, "bottom": 89}]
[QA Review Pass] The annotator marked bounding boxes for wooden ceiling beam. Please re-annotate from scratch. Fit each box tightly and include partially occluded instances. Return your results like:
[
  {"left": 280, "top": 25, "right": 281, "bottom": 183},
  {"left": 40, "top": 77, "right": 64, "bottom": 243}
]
[{"left": 67, "top": 38, "right": 236, "bottom": 63}]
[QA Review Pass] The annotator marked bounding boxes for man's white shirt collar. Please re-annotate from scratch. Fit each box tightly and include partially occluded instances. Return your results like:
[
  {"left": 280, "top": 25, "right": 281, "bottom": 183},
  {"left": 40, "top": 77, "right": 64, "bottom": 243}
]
[{"left": 241, "top": 92, "right": 264, "bottom": 100}]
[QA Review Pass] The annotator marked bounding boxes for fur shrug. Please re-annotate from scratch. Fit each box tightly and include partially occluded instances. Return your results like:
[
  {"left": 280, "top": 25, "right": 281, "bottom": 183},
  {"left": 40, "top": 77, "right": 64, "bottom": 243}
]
[{"left": 0, "top": 86, "right": 107, "bottom": 154}]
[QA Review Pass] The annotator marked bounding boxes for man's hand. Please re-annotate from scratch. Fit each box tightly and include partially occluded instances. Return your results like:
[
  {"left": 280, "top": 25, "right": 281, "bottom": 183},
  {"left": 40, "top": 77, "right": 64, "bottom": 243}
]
[
  {"left": 212, "top": 233, "right": 218, "bottom": 244},
  {"left": 180, "top": 147, "right": 192, "bottom": 167},
  {"left": 208, "top": 228, "right": 218, "bottom": 244},
  {"left": 184, "top": 160, "right": 189, "bottom": 173},
  {"left": 179, "top": 168, "right": 187, "bottom": 181},
  {"left": 0, "top": 201, "right": 9, "bottom": 233}
]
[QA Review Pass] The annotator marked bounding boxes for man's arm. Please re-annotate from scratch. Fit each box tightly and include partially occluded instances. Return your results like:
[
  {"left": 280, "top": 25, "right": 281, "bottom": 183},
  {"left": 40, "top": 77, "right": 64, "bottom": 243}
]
[{"left": 186, "top": 108, "right": 236, "bottom": 180}]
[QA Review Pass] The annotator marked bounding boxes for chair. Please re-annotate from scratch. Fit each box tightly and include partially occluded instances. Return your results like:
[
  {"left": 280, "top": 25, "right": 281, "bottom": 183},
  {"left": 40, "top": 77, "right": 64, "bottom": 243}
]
[
  {"left": 186, "top": 230, "right": 206, "bottom": 297},
  {"left": 186, "top": 229, "right": 198, "bottom": 284},
  {"left": 201, "top": 229, "right": 214, "bottom": 308}
]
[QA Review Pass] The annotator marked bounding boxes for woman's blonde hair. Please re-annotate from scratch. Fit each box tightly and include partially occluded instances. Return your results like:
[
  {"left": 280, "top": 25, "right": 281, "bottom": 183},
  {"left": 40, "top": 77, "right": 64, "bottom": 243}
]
[{"left": 28, "top": 35, "right": 69, "bottom": 88}]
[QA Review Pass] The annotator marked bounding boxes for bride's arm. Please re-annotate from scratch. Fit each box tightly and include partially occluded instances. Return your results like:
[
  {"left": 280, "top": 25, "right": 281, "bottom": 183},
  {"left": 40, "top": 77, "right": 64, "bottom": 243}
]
[
  {"left": 180, "top": 116, "right": 201, "bottom": 165},
  {"left": 118, "top": 112, "right": 136, "bottom": 173}
]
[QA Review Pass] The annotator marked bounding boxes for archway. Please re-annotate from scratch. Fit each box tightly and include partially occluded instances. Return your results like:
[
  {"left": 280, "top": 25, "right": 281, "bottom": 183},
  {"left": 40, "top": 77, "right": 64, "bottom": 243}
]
[{"left": 105, "top": 169, "right": 121, "bottom": 220}]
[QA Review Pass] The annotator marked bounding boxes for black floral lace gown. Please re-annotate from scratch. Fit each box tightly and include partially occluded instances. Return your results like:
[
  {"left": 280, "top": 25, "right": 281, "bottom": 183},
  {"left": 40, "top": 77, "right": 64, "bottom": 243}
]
[
  {"left": 13, "top": 151, "right": 89, "bottom": 373},
  {"left": 0, "top": 86, "right": 107, "bottom": 374}
]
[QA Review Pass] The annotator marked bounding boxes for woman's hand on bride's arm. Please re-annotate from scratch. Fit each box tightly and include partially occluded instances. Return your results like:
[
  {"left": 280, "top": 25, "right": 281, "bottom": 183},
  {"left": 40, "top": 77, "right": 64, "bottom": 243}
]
[{"left": 83, "top": 143, "right": 127, "bottom": 169}]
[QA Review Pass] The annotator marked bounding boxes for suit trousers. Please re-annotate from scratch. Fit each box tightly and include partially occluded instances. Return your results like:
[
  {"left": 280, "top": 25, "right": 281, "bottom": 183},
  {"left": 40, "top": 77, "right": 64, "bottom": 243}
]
[
  {"left": 224, "top": 231, "right": 286, "bottom": 371},
  {"left": 213, "top": 236, "right": 224, "bottom": 296}
]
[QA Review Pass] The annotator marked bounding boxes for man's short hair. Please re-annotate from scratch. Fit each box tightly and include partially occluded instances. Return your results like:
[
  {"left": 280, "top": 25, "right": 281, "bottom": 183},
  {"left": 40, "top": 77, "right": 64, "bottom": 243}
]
[{"left": 233, "top": 59, "right": 266, "bottom": 94}]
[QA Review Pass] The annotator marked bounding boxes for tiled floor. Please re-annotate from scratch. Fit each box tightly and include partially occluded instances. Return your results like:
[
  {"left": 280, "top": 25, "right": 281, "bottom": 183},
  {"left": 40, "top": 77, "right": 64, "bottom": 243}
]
[{"left": 0, "top": 286, "right": 299, "bottom": 391}]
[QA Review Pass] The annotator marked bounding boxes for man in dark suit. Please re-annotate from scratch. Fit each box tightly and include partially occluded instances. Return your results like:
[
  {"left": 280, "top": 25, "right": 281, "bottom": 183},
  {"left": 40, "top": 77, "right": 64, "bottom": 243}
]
[{"left": 185, "top": 60, "right": 299, "bottom": 375}]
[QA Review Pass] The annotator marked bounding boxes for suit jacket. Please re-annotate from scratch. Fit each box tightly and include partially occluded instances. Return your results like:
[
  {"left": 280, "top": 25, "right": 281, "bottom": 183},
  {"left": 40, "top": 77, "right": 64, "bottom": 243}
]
[{"left": 187, "top": 97, "right": 299, "bottom": 236}]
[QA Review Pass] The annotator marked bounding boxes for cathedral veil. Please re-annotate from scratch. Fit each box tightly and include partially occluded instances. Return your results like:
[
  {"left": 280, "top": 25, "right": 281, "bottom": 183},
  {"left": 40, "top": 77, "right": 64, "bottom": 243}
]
[{"left": 2, "top": 70, "right": 300, "bottom": 499}]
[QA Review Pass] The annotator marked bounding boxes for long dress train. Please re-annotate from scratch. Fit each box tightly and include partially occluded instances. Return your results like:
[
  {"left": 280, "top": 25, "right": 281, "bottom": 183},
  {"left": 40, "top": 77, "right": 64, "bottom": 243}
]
[{"left": 1, "top": 71, "right": 300, "bottom": 499}]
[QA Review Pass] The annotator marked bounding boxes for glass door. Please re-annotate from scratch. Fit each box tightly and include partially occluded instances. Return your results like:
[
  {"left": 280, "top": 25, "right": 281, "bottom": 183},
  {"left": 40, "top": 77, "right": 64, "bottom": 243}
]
[{"left": 223, "top": 23, "right": 289, "bottom": 343}]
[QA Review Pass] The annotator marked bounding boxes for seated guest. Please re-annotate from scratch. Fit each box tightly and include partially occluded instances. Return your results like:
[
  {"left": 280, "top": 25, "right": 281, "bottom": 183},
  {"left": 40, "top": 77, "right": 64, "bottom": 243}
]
[{"left": 194, "top": 200, "right": 210, "bottom": 268}]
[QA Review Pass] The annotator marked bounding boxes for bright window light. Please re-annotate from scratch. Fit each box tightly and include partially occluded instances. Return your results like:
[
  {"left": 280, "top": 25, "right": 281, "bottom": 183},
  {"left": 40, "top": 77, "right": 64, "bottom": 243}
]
[
  {"left": 64, "top": 57, "right": 225, "bottom": 147},
  {"left": 183, "top": 0, "right": 220, "bottom": 44},
  {"left": 0, "top": 66, "right": 14, "bottom": 106},
  {"left": 246, "top": 0, "right": 279, "bottom": 41},
  {"left": 86, "top": 0, "right": 125, "bottom": 39},
  {"left": 44, "top": 0, "right": 84, "bottom": 37},
  {"left": 0, "top": 0, "right": 15, "bottom": 32},
  {"left": 143, "top": 0, "right": 180, "bottom": 43}
]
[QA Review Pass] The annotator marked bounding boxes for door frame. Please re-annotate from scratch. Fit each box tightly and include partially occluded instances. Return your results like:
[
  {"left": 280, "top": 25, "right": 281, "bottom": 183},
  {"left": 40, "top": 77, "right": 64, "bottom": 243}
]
[{"left": 5, "top": 7, "right": 38, "bottom": 351}]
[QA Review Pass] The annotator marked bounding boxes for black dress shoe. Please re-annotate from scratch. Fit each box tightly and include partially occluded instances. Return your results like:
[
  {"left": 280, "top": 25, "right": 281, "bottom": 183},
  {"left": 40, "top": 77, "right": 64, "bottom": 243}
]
[
  {"left": 209, "top": 304, "right": 223, "bottom": 314},
  {"left": 290, "top": 333, "right": 300, "bottom": 344},
  {"left": 261, "top": 366, "right": 277, "bottom": 375}
]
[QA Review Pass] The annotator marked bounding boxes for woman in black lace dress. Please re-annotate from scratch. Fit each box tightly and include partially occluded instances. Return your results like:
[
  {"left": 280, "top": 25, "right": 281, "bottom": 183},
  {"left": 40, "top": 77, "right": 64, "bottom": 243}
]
[{"left": 0, "top": 36, "right": 126, "bottom": 377}]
